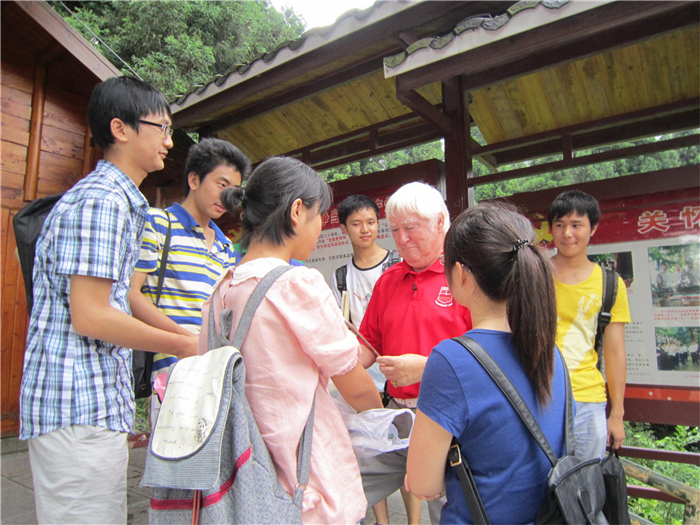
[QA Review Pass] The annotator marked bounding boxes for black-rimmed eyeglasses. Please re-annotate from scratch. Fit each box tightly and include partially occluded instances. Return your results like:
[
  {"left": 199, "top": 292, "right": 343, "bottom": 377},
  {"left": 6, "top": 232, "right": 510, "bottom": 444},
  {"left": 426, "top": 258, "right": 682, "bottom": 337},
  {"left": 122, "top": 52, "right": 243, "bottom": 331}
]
[{"left": 138, "top": 120, "right": 173, "bottom": 137}]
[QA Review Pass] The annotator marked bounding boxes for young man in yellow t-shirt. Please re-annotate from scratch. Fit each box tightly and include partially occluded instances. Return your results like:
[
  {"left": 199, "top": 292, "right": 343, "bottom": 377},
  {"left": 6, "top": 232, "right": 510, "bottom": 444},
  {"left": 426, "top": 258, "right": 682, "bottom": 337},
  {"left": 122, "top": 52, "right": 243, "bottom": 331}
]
[{"left": 548, "top": 190, "right": 631, "bottom": 460}]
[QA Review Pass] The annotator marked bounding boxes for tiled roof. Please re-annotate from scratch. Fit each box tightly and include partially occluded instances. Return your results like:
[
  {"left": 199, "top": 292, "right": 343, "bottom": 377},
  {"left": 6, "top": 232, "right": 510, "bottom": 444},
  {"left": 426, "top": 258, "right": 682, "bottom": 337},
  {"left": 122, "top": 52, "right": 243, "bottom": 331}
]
[
  {"left": 171, "top": 2, "right": 383, "bottom": 107},
  {"left": 383, "top": 0, "right": 571, "bottom": 70}
]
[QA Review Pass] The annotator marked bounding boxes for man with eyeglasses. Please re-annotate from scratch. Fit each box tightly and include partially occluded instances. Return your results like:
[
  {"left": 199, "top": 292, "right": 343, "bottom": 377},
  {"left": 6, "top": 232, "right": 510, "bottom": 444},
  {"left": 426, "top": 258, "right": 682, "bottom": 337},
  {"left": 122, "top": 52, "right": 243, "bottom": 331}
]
[
  {"left": 18, "top": 76, "right": 199, "bottom": 524},
  {"left": 130, "top": 138, "right": 250, "bottom": 427}
]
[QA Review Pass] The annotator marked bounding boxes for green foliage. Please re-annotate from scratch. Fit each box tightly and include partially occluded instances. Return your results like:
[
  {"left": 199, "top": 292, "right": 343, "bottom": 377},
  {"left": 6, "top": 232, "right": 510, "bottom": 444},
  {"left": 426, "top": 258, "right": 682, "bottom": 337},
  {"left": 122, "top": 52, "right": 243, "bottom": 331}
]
[
  {"left": 320, "top": 140, "right": 445, "bottom": 182},
  {"left": 51, "top": 0, "right": 305, "bottom": 99},
  {"left": 624, "top": 422, "right": 700, "bottom": 524},
  {"left": 134, "top": 397, "right": 149, "bottom": 433},
  {"left": 648, "top": 244, "right": 700, "bottom": 272}
]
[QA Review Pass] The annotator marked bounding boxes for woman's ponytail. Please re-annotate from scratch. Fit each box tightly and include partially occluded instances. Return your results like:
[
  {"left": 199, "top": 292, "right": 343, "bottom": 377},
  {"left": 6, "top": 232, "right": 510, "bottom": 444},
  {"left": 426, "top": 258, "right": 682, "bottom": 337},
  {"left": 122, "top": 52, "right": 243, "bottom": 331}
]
[{"left": 444, "top": 203, "right": 557, "bottom": 406}]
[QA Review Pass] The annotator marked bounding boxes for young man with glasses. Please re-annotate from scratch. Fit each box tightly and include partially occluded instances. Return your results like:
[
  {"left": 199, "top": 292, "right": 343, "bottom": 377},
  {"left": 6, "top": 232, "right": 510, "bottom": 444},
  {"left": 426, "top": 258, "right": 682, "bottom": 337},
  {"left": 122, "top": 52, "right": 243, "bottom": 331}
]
[
  {"left": 19, "top": 76, "right": 198, "bottom": 524},
  {"left": 130, "top": 138, "right": 250, "bottom": 426}
]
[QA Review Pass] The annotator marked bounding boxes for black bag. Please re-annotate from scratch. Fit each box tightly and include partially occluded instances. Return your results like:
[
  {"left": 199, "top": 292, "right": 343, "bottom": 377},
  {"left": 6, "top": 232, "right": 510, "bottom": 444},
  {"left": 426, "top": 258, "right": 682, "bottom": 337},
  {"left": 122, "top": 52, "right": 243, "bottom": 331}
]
[
  {"left": 132, "top": 212, "right": 173, "bottom": 399},
  {"left": 450, "top": 336, "right": 609, "bottom": 525},
  {"left": 13, "top": 192, "right": 65, "bottom": 314},
  {"left": 600, "top": 447, "right": 631, "bottom": 525}
]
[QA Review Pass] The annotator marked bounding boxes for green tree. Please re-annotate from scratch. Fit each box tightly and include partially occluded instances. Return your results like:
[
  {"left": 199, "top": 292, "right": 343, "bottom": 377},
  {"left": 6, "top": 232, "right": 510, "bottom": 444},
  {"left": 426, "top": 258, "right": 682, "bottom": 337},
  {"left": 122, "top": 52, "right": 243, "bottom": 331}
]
[{"left": 51, "top": 0, "right": 305, "bottom": 99}]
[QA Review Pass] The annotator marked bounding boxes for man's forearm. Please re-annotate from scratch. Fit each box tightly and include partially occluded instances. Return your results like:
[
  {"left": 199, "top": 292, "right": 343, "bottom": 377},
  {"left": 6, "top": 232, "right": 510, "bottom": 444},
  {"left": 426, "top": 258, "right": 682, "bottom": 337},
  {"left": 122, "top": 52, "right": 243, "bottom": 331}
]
[
  {"left": 72, "top": 275, "right": 196, "bottom": 359},
  {"left": 129, "top": 289, "right": 191, "bottom": 336}
]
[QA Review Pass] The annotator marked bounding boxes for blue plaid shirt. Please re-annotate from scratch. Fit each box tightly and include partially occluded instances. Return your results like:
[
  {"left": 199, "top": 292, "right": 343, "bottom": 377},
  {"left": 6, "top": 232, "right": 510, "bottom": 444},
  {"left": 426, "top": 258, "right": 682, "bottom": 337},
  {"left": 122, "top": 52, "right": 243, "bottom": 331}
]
[{"left": 19, "top": 160, "right": 149, "bottom": 439}]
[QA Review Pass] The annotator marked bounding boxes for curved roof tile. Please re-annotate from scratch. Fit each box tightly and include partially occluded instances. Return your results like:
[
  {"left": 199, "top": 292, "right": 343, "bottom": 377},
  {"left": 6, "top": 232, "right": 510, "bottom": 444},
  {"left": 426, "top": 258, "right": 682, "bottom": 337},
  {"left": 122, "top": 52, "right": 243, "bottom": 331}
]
[{"left": 383, "top": 0, "right": 570, "bottom": 70}]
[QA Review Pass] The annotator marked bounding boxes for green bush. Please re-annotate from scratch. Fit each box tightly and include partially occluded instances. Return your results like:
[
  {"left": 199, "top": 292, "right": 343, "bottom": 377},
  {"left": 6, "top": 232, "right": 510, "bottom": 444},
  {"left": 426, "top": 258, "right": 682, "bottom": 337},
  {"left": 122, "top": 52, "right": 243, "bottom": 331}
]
[
  {"left": 135, "top": 397, "right": 150, "bottom": 434},
  {"left": 624, "top": 422, "right": 700, "bottom": 524}
]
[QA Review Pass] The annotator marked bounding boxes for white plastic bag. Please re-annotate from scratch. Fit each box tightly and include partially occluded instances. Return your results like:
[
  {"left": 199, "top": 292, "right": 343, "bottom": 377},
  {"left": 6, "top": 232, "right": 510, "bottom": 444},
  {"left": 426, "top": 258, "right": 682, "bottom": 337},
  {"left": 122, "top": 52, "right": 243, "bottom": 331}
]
[{"left": 333, "top": 395, "right": 415, "bottom": 458}]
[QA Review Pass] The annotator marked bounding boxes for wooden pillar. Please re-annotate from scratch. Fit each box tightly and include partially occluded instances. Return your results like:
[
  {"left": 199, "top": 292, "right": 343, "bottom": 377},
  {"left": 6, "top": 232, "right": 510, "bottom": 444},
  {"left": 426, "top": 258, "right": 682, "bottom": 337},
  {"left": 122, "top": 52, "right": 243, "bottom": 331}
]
[
  {"left": 442, "top": 76, "right": 472, "bottom": 219},
  {"left": 24, "top": 61, "right": 47, "bottom": 202}
]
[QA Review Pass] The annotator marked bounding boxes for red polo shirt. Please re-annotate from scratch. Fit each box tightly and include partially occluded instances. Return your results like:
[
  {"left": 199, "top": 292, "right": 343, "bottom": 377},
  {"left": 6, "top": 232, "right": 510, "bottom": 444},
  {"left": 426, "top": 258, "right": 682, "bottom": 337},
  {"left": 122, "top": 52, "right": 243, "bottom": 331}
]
[{"left": 359, "top": 256, "right": 472, "bottom": 399}]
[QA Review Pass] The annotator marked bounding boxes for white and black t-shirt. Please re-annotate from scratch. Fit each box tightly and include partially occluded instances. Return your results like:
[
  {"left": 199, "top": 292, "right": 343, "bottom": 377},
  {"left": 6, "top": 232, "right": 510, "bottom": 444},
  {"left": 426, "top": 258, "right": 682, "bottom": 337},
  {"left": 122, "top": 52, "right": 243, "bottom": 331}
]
[{"left": 331, "top": 250, "right": 398, "bottom": 325}]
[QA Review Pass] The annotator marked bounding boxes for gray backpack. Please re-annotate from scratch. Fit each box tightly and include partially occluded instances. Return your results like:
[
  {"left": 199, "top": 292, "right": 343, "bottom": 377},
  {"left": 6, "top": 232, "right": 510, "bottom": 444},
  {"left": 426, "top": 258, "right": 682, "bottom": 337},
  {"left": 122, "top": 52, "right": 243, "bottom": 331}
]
[{"left": 142, "top": 265, "right": 315, "bottom": 524}]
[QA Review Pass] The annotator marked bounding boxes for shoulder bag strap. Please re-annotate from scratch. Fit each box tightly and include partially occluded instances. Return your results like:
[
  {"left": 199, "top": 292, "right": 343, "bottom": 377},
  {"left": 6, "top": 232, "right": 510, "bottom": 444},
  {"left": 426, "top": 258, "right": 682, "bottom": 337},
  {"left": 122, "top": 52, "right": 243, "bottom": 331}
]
[
  {"left": 446, "top": 436, "right": 490, "bottom": 524},
  {"left": 453, "top": 335, "right": 574, "bottom": 463},
  {"left": 447, "top": 335, "right": 575, "bottom": 524},
  {"left": 154, "top": 212, "right": 172, "bottom": 307}
]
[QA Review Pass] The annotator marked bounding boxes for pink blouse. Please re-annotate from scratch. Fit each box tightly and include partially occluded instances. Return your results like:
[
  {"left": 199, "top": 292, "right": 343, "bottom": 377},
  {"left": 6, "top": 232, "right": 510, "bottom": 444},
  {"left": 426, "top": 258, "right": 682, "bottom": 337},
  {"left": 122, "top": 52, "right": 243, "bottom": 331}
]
[{"left": 199, "top": 258, "right": 367, "bottom": 524}]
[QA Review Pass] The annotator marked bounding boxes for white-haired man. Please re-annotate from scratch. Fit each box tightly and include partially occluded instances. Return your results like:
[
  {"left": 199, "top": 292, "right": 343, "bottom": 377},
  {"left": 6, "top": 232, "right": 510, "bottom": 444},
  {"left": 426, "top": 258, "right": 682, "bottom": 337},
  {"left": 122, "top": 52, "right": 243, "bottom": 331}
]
[{"left": 358, "top": 182, "right": 472, "bottom": 525}]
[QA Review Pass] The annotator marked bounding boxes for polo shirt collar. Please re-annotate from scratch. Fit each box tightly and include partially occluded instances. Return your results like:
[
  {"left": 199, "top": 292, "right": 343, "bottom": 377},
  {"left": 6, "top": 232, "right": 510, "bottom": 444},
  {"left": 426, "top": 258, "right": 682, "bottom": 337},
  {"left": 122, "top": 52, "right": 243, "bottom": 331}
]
[
  {"left": 396, "top": 254, "right": 446, "bottom": 278},
  {"left": 168, "top": 202, "right": 229, "bottom": 244}
]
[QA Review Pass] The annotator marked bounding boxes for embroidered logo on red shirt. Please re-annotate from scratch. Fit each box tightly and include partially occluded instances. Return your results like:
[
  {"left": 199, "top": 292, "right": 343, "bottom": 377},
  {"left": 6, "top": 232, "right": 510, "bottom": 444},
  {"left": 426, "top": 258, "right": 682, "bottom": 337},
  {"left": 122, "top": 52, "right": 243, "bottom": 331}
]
[{"left": 435, "top": 286, "right": 453, "bottom": 307}]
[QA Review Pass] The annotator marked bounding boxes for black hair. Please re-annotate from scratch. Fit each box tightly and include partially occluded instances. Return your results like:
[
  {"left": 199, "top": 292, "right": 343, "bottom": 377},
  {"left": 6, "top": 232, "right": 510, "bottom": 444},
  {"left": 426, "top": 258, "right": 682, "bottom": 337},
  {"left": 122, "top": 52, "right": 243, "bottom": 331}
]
[
  {"left": 444, "top": 203, "right": 557, "bottom": 406},
  {"left": 338, "top": 195, "right": 379, "bottom": 225},
  {"left": 220, "top": 157, "right": 332, "bottom": 249},
  {"left": 183, "top": 138, "right": 251, "bottom": 196},
  {"left": 87, "top": 76, "right": 171, "bottom": 150},
  {"left": 547, "top": 189, "right": 601, "bottom": 228}
]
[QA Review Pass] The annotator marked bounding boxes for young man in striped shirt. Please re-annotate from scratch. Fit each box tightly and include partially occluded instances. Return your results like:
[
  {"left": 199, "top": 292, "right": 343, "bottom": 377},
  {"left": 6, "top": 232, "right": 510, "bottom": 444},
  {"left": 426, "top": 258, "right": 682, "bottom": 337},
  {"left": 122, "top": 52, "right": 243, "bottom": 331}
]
[{"left": 129, "top": 138, "right": 250, "bottom": 424}]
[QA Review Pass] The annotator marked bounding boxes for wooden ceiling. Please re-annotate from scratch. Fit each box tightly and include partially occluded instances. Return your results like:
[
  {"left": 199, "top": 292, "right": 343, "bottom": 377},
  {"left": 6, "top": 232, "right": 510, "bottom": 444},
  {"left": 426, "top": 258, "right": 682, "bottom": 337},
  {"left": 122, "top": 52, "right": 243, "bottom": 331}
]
[
  {"left": 171, "top": 1, "right": 699, "bottom": 169},
  {"left": 471, "top": 26, "right": 699, "bottom": 145},
  {"left": 216, "top": 72, "right": 442, "bottom": 162}
]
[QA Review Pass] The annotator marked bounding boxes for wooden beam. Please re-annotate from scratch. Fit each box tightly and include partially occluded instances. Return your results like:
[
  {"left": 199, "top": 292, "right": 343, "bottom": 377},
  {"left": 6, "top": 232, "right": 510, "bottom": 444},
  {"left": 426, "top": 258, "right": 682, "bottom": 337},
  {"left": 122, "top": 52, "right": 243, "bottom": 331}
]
[
  {"left": 498, "top": 165, "right": 700, "bottom": 214},
  {"left": 626, "top": 487, "right": 684, "bottom": 505},
  {"left": 396, "top": 81, "right": 454, "bottom": 136},
  {"left": 443, "top": 76, "right": 471, "bottom": 217},
  {"left": 305, "top": 122, "right": 438, "bottom": 166},
  {"left": 495, "top": 109, "right": 700, "bottom": 166},
  {"left": 620, "top": 446, "right": 700, "bottom": 467},
  {"left": 24, "top": 61, "right": 46, "bottom": 202},
  {"left": 14, "top": 1, "right": 120, "bottom": 81},
  {"left": 472, "top": 135, "right": 699, "bottom": 186},
  {"left": 313, "top": 133, "right": 442, "bottom": 172},
  {"left": 398, "top": 1, "right": 699, "bottom": 93},
  {"left": 473, "top": 98, "right": 700, "bottom": 158}
]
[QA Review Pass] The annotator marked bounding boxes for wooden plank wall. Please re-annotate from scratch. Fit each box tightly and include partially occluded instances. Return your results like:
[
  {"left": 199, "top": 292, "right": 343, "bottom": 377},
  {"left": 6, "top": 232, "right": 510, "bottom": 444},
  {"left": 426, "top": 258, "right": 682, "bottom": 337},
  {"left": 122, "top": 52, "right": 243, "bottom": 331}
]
[{"left": 1, "top": 46, "right": 92, "bottom": 436}]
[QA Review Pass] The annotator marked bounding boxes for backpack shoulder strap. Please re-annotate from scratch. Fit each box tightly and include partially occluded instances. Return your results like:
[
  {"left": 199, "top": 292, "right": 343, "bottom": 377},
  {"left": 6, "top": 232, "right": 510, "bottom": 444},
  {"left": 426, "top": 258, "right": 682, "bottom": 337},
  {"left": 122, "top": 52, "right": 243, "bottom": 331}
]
[
  {"left": 452, "top": 335, "right": 574, "bottom": 464},
  {"left": 335, "top": 264, "right": 348, "bottom": 292},
  {"left": 230, "top": 264, "right": 293, "bottom": 348},
  {"left": 154, "top": 212, "right": 173, "bottom": 307},
  {"left": 224, "top": 263, "right": 314, "bottom": 508},
  {"left": 594, "top": 267, "right": 618, "bottom": 365},
  {"left": 385, "top": 249, "right": 401, "bottom": 269}
]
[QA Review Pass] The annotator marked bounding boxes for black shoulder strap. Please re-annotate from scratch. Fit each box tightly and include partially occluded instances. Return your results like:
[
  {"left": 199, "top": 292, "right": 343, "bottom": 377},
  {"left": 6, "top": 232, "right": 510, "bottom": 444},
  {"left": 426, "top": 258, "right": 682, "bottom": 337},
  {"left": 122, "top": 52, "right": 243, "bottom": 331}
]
[
  {"left": 453, "top": 335, "right": 574, "bottom": 462},
  {"left": 448, "top": 336, "right": 575, "bottom": 524},
  {"left": 154, "top": 212, "right": 172, "bottom": 307},
  {"left": 335, "top": 265, "right": 347, "bottom": 293},
  {"left": 594, "top": 267, "right": 618, "bottom": 370}
]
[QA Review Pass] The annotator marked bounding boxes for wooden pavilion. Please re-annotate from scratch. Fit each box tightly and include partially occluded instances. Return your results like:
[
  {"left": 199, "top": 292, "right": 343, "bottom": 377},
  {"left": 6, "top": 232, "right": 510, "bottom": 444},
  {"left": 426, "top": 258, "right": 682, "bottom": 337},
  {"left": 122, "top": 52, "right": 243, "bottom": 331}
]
[{"left": 168, "top": 0, "right": 699, "bottom": 430}]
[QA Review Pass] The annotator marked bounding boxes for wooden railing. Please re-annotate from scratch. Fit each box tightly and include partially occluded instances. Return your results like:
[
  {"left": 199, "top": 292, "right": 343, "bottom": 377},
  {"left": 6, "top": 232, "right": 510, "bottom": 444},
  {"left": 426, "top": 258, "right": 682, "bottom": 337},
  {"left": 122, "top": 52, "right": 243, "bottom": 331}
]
[{"left": 618, "top": 446, "right": 700, "bottom": 525}]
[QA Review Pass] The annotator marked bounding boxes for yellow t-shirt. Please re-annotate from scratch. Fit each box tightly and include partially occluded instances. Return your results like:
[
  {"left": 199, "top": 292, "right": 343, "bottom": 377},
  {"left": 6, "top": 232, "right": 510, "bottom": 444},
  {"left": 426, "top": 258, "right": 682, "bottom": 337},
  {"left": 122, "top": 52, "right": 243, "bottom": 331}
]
[{"left": 554, "top": 264, "right": 631, "bottom": 403}]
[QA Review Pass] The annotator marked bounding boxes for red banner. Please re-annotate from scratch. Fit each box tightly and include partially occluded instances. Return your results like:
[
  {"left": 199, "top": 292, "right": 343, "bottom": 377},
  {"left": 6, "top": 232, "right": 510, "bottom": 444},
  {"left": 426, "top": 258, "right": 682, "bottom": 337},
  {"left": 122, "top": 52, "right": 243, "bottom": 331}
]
[{"left": 528, "top": 188, "right": 699, "bottom": 247}]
